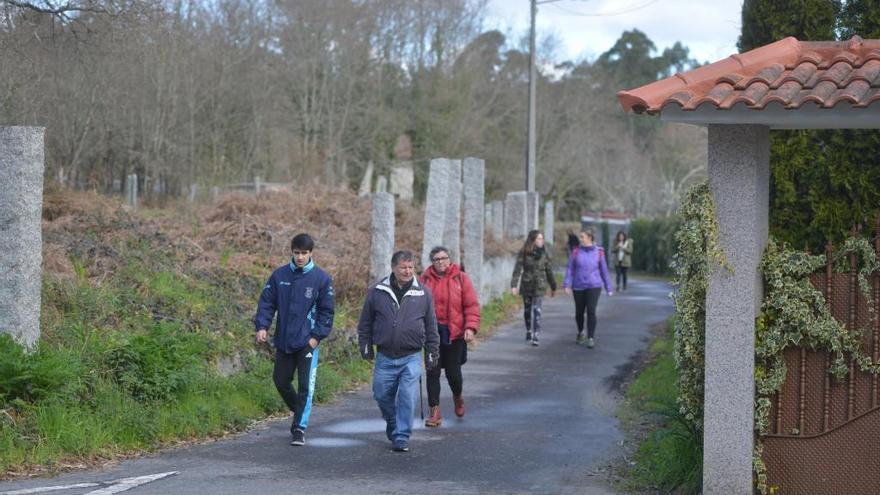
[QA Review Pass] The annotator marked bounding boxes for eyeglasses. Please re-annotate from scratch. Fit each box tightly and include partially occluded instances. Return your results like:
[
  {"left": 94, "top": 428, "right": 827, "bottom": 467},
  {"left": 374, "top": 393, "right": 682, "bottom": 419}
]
[{"left": 431, "top": 256, "right": 450, "bottom": 263}]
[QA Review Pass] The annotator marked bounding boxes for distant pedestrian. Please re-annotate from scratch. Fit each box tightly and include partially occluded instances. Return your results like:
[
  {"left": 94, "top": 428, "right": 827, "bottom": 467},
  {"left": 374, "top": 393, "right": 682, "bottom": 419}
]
[
  {"left": 419, "top": 246, "right": 479, "bottom": 427},
  {"left": 563, "top": 229, "right": 613, "bottom": 348},
  {"left": 358, "top": 250, "right": 440, "bottom": 452},
  {"left": 612, "top": 231, "right": 633, "bottom": 291},
  {"left": 510, "top": 230, "right": 557, "bottom": 346},
  {"left": 254, "top": 233, "right": 335, "bottom": 447}
]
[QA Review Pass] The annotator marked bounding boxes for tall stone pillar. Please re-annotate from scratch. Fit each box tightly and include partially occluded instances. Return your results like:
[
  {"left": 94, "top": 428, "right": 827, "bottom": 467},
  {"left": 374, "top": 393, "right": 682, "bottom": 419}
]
[
  {"left": 462, "top": 158, "right": 485, "bottom": 301},
  {"left": 0, "top": 127, "right": 45, "bottom": 349},
  {"left": 422, "top": 159, "right": 450, "bottom": 269},
  {"left": 703, "top": 124, "right": 769, "bottom": 494},
  {"left": 443, "top": 159, "right": 462, "bottom": 263},
  {"left": 370, "top": 192, "right": 395, "bottom": 283},
  {"left": 125, "top": 174, "right": 138, "bottom": 210},
  {"left": 491, "top": 200, "right": 504, "bottom": 240},
  {"left": 505, "top": 191, "right": 528, "bottom": 240},
  {"left": 543, "top": 200, "right": 555, "bottom": 246}
]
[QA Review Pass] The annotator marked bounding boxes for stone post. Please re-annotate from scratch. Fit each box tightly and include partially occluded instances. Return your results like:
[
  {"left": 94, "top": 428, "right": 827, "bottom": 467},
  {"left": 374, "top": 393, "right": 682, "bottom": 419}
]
[
  {"left": 390, "top": 162, "right": 414, "bottom": 203},
  {"left": 0, "top": 127, "right": 44, "bottom": 349},
  {"left": 703, "top": 124, "right": 769, "bottom": 494},
  {"left": 505, "top": 191, "right": 528, "bottom": 240},
  {"left": 211, "top": 186, "right": 220, "bottom": 202},
  {"left": 526, "top": 191, "right": 540, "bottom": 231},
  {"left": 188, "top": 183, "right": 198, "bottom": 204},
  {"left": 443, "top": 159, "right": 462, "bottom": 263},
  {"left": 544, "top": 200, "right": 555, "bottom": 246},
  {"left": 376, "top": 175, "right": 388, "bottom": 193},
  {"left": 254, "top": 175, "right": 262, "bottom": 194},
  {"left": 422, "top": 159, "right": 450, "bottom": 269},
  {"left": 125, "top": 174, "right": 138, "bottom": 210},
  {"left": 491, "top": 200, "right": 504, "bottom": 240},
  {"left": 358, "top": 161, "right": 374, "bottom": 197},
  {"left": 462, "top": 158, "right": 485, "bottom": 301},
  {"left": 370, "top": 192, "right": 395, "bottom": 283}
]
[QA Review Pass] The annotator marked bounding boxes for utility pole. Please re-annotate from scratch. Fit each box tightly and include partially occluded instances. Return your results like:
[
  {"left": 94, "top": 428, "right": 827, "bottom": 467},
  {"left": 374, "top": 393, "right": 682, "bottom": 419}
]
[{"left": 526, "top": 0, "right": 537, "bottom": 192}]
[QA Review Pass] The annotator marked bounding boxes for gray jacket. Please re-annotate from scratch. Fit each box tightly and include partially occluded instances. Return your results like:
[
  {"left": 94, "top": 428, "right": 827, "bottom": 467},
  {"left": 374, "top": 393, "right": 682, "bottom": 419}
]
[{"left": 357, "top": 276, "right": 440, "bottom": 367}]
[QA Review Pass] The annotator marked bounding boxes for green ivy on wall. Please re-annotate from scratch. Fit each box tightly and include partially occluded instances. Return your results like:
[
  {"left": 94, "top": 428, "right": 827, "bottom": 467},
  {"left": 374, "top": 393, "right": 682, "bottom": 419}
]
[{"left": 672, "top": 181, "right": 880, "bottom": 495}]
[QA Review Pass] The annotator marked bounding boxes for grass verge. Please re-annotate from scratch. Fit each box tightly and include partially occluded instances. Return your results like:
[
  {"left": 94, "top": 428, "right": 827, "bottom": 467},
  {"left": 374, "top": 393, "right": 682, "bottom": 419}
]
[{"left": 615, "top": 318, "right": 702, "bottom": 494}]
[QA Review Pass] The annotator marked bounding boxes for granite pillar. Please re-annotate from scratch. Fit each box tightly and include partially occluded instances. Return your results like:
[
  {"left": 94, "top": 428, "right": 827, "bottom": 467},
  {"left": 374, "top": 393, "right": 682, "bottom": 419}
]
[{"left": 703, "top": 124, "right": 769, "bottom": 494}]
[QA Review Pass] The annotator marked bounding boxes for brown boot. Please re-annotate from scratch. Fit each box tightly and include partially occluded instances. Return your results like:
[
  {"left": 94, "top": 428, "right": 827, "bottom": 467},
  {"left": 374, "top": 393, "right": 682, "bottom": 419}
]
[
  {"left": 453, "top": 395, "right": 465, "bottom": 417},
  {"left": 425, "top": 405, "right": 442, "bottom": 427}
]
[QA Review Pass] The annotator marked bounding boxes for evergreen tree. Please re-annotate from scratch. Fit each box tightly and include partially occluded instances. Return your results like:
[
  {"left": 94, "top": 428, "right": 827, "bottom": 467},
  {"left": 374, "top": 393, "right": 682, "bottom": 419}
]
[{"left": 739, "top": 0, "right": 880, "bottom": 249}]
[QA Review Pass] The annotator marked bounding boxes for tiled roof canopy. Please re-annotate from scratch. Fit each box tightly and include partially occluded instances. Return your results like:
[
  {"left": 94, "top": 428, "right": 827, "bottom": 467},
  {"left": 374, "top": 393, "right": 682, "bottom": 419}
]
[{"left": 617, "top": 36, "right": 880, "bottom": 115}]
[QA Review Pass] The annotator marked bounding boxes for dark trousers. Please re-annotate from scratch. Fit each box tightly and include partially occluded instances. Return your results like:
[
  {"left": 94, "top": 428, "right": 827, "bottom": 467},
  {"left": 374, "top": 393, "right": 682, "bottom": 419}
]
[
  {"left": 273, "top": 346, "right": 319, "bottom": 430},
  {"left": 523, "top": 296, "right": 544, "bottom": 334},
  {"left": 426, "top": 339, "right": 465, "bottom": 407},
  {"left": 615, "top": 265, "right": 628, "bottom": 290},
  {"left": 573, "top": 288, "right": 602, "bottom": 338}
]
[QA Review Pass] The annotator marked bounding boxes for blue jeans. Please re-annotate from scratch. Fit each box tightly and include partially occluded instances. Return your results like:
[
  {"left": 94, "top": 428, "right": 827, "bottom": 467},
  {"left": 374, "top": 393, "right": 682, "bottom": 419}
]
[{"left": 372, "top": 351, "right": 421, "bottom": 443}]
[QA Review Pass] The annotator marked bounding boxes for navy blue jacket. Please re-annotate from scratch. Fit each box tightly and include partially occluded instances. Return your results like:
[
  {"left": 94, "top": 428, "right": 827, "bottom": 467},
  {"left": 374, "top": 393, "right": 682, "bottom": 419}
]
[{"left": 254, "top": 259, "right": 335, "bottom": 353}]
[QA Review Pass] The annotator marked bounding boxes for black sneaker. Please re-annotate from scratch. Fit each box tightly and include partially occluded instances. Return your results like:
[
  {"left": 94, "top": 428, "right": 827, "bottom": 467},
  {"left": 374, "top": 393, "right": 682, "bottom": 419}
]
[
  {"left": 392, "top": 440, "right": 410, "bottom": 452},
  {"left": 525, "top": 331, "right": 532, "bottom": 342},
  {"left": 576, "top": 331, "right": 585, "bottom": 344},
  {"left": 291, "top": 428, "right": 305, "bottom": 446}
]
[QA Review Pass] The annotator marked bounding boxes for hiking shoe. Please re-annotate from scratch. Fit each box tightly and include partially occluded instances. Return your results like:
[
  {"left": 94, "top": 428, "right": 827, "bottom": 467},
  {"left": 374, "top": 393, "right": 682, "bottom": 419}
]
[
  {"left": 453, "top": 395, "right": 465, "bottom": 417},
  {"left": 525, "top": 331, "right": 532, "bottom": 342},
  {"left": 576, "top": 331, "right": 585, "bottom": 344},
  {"left": 425, "top": 405, "right": 442, "bottom": 427},
  {"left": 385, "top": 421, "right": 396, "bottom": 441},
  {"left": 587, "top": 338, "right": 595, "bottom": 349},
  {"left": 290, "top": 428, "right": 305, "bottom": 446},
  {"left": 392, "top": 441, "right": 410, "bottom": 452},
  {"left": 531, "top": 336, "right": 539, "bottom": 347}
]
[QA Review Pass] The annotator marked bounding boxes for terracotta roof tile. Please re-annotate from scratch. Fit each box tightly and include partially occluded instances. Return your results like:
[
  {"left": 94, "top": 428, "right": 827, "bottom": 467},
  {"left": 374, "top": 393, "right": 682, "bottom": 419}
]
[{"left": 617, "top": 36, "right": 880, "bottom": 114}]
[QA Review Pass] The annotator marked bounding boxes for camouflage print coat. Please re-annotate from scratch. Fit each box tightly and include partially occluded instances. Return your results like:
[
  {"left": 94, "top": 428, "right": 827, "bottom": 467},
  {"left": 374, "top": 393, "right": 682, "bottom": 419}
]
[{"left": 510, "top": 247, "right": 557, "bottom": 297}]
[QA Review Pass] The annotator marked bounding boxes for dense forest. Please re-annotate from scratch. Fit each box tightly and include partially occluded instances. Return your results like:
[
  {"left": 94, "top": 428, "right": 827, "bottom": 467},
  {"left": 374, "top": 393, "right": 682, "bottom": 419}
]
[{"left": 0, "top": 0, "right": 706, "bottom": 219}]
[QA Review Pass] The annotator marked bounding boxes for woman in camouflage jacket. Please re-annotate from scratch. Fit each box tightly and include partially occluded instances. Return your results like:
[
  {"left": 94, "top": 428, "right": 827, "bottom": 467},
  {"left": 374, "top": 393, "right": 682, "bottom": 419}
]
[{"left": 510, "top": 229, "right": 557, "bottom": 346}]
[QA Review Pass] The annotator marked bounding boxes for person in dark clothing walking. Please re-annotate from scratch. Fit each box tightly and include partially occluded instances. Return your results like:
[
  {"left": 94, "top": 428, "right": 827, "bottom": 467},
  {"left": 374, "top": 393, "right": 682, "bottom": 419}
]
[
  {"left": 563, "top": 229, "right": 612, "bottom": 348},
  {"left": 254, "top": 233, "right": 335, "bottom": 446},
  {"left": 419, "top": 246, "right": 480, "bottom": 427},
  {"left": 566, "top": 229, "right": 579, "bottom": 254},
  {"left": 358, "top": 250, "right": 440, "bottom": 452},
  {"left": 612, "top": 230, "right": 633, "bottom": 291},
  {"left": 511, "top": 230, "right": 557, "bottom": 346}
]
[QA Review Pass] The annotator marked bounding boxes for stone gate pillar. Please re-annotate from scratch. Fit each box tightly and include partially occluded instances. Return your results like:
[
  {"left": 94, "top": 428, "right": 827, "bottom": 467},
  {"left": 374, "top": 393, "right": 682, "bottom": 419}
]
[
  {"left": 0, "top": 127, "right": 45, "bottom": 349},
  {"left": 704, "top": 124, "right": 769, "bottom": 494}
]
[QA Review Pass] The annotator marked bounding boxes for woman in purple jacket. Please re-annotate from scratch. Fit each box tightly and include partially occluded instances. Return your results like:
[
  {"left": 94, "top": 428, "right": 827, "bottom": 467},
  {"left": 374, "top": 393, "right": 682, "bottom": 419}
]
[{"left": 563, "top": 228, "right": 613, "bottom": 348}]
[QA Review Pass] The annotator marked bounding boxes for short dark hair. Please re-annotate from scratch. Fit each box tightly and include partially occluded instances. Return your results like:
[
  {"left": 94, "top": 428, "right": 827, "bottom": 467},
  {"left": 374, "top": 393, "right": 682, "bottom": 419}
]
[
  {"left": 429, "top": 246, "right": 449, "bottom": 261},
  {"left": 391, "top": 250, "right": 414, "bottom": 267},
  {"left": 291, "top": 233, "right": 315, "bottom": 252}
]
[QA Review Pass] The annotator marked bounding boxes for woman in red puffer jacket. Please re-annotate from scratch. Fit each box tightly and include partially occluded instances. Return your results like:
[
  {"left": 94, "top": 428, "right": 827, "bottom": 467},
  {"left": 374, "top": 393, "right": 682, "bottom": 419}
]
[{"left": 419, "top": 246, "right": 480, "bottom": 427}]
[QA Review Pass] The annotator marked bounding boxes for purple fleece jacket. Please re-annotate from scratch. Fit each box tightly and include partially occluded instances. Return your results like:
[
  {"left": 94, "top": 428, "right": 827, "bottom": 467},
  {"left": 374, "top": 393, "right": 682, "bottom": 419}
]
[{"left": 563, "top": 245, "right": 613, "bottom": 293}]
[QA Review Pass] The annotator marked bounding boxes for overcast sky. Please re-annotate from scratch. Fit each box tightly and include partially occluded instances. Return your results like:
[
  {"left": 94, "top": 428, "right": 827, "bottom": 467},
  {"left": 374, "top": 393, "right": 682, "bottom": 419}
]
[{"left": 485, "top": 0, "right": 744, "bottom": 65}]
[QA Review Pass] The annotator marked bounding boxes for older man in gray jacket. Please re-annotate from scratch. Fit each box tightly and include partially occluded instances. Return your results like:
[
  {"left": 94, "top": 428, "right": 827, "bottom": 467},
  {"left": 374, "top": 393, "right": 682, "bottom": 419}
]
[{"left": 358, "top": 250, "right": 440, "bottom": 452}]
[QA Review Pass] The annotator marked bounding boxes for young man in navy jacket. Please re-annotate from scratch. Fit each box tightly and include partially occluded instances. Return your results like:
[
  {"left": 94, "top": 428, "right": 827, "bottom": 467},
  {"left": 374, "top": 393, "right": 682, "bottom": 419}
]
[{"left": 255, "top": 233, "right": 335, "bottom": 446}]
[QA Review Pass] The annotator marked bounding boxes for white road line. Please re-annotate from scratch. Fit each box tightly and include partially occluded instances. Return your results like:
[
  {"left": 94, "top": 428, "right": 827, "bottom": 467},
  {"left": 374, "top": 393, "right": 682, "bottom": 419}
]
[
  {"left": 0, "top": 483, "right": 101, "bottom": 495},
  {"left": 0, "top": 472, "right": 178, "bottom": 495}
]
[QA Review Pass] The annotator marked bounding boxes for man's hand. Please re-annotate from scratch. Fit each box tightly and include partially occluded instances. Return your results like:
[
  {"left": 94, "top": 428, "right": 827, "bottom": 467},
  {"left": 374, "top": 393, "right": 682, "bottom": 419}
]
[
  {"left": 308, "top": 337, "right": 318, "bottom": 349},
  {"left": 464, "top": 329, "right": 475, "bottom": 343},
  {"left": 564, "top": 288, "right": 572, "bottom": 296},
  {"left": 255, "top": 329, "right": 268, "bottom": 344},
  {"left": 426, "top": 352, "right": 440, "bottom": 370}
]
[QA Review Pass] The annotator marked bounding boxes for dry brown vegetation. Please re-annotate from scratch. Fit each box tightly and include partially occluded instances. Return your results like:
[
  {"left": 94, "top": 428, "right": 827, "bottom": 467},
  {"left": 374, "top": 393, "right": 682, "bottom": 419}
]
[{"left": 41, "top": 185, "right": 430, "bottom": 304}]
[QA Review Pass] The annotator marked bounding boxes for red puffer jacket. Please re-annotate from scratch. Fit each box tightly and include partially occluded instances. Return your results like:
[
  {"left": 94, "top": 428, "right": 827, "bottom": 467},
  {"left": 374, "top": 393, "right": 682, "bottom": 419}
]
[{"left": 419, "top": 263, "right": 480, "bottom": 340}]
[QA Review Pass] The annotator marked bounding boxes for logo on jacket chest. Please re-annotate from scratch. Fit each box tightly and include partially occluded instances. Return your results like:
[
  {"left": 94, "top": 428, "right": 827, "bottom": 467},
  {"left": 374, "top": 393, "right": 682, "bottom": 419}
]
[{"left": 304, "top": 287, "right": 314, "bottom": 299}]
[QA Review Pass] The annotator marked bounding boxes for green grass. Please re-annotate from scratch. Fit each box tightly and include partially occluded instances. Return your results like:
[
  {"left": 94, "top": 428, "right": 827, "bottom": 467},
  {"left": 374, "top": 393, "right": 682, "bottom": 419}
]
[
  {"left": 477, "top": 292, "right": 521, "bottom": 339},
  {"left": 617, "top": 318, "right": 702, "bottom": 495}
]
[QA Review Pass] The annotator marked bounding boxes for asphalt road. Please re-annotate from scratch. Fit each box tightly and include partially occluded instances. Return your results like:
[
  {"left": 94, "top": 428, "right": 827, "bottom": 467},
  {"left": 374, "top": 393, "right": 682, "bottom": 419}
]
[{"left": 0, "top": 277, "right": 673, "bottom": 495}]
